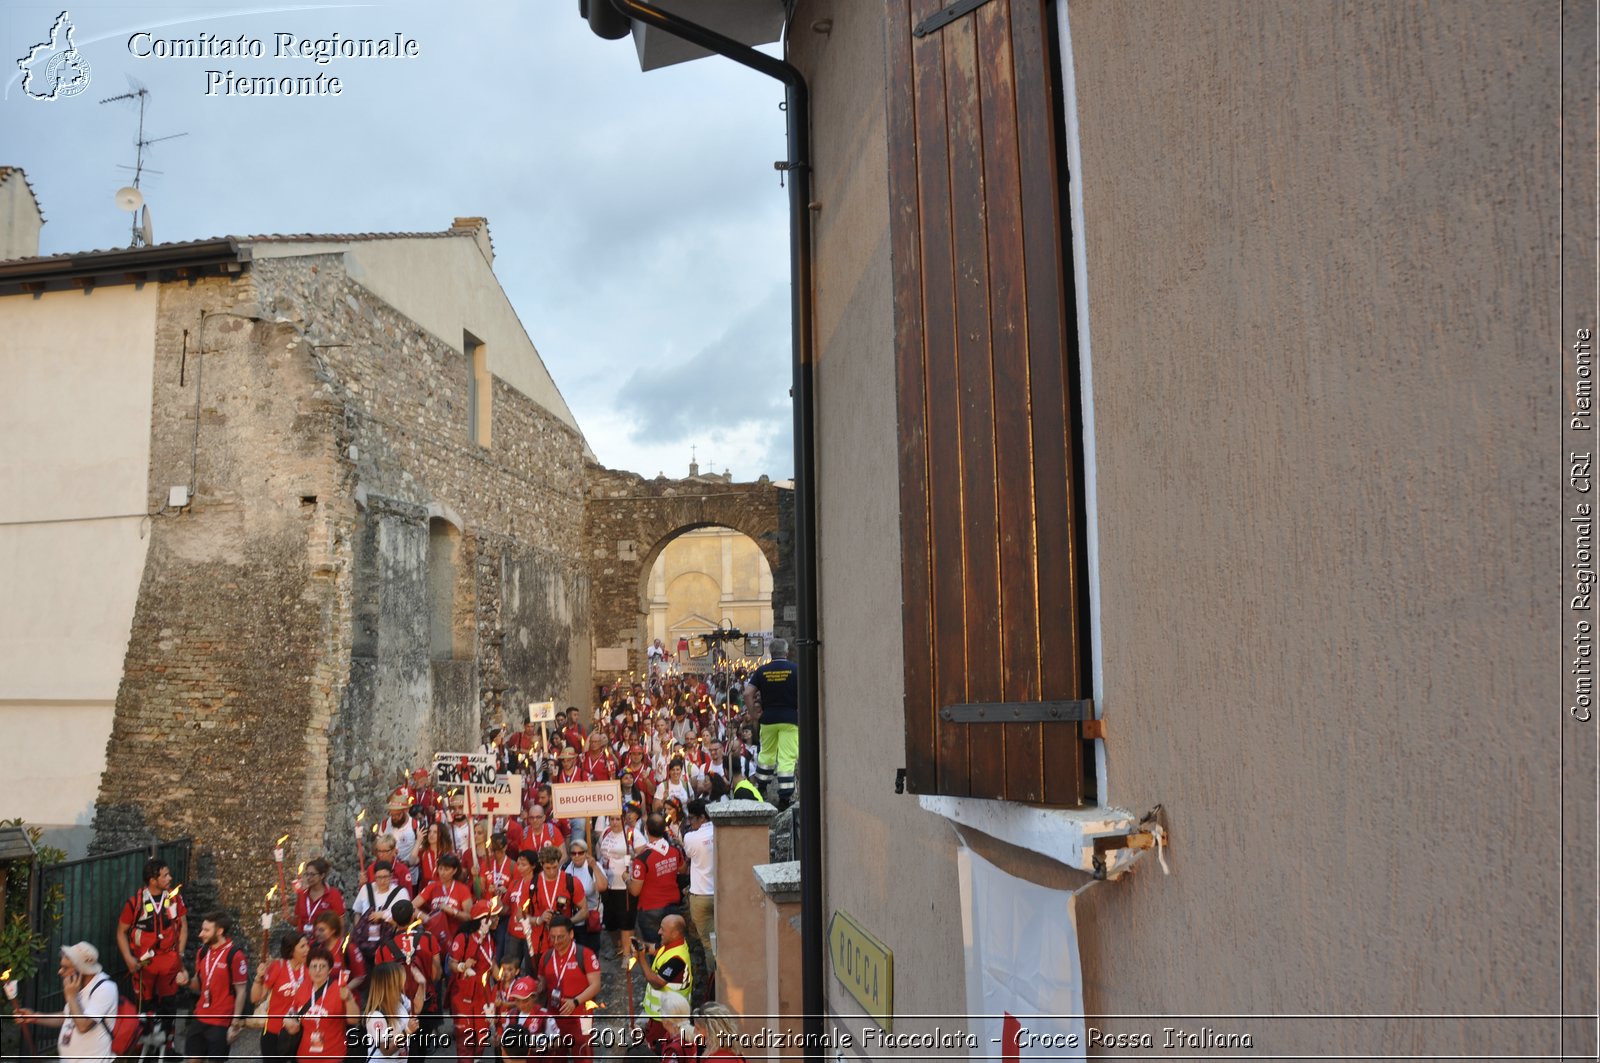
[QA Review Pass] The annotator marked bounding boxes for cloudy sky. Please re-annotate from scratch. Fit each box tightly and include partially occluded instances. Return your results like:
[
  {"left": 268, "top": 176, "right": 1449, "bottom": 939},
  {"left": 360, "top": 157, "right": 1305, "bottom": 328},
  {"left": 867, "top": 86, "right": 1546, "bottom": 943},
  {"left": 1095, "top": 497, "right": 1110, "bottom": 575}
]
[{"left": 1, "top": 0, "right": 794, "bottom": 480}]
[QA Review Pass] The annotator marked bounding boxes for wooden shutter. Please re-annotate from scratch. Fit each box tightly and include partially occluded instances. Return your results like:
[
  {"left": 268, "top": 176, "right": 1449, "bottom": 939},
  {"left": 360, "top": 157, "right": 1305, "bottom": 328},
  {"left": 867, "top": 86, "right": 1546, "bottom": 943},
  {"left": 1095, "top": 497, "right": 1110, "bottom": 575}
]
[{"left": 889, "top": 0, "right": 1089, "bottom": 805}]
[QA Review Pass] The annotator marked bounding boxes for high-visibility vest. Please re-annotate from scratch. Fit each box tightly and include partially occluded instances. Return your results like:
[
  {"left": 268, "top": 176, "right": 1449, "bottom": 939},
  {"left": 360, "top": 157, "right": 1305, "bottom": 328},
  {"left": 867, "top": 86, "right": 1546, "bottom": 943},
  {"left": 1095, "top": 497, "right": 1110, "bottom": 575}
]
[
  {"left": 732, "top": 779, "right": 762, "bottom": 801},
  {"left": 641, "top": 941, "right": 692, "bottom": 1018}
]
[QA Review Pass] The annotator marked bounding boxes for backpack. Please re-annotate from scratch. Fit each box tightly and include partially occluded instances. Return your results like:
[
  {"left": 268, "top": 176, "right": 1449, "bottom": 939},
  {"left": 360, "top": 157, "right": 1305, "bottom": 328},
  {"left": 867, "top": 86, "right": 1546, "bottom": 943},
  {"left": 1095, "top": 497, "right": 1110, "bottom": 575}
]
[
  {"left": 355, "top": 883, "right": 402, "bottom": 959},
  {"left": 87, "top": 974, "right": 142, "bottom": 1056}
]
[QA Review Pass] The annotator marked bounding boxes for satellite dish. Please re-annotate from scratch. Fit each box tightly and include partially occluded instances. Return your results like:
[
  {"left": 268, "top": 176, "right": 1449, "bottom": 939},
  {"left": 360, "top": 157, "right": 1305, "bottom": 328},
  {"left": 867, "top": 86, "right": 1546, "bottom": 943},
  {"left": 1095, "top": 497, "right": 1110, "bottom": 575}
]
[
  {"left": 114, "top": 186, "right": 144, "bottom": 212},
  {"left": 139, "top": 205, "right": 153, "bottom": 247}
]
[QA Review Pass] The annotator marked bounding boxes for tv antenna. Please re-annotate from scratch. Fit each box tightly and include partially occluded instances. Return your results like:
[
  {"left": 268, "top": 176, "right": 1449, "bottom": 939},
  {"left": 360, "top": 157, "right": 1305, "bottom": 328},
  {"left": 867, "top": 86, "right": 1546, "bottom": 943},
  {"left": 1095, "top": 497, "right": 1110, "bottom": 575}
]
[{"left": 99, "top": 79, "right": 186, "bottom": 247}]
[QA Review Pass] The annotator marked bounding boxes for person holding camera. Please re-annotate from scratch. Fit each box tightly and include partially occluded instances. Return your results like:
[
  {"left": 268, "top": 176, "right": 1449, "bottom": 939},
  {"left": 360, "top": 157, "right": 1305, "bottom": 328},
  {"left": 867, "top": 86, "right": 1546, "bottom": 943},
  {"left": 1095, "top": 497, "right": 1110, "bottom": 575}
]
[{"left": 635, "top": 914, "right": 692, "bottom": 1053}]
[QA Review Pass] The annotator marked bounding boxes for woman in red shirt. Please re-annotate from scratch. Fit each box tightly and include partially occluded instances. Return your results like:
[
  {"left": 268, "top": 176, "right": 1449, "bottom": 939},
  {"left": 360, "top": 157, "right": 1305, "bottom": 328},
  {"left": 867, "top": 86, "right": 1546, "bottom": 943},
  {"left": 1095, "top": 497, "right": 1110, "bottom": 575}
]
[
  {"left": 414, "top": 853, "right": 473, "bottom": 942},
  {"left": 250, "top": 933, "right": 309, "bottom": 1063},
  {"left": 282, "top": 947, "right": 357, "bottom": 1061},
  {"left": 294, "top": 858, "right": 345, "bottom": 938}
]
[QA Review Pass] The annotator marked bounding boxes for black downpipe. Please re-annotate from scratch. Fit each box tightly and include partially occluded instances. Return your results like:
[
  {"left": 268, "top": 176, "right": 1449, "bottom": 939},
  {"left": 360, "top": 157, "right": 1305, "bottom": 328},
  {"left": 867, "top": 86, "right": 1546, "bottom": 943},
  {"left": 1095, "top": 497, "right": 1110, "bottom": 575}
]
[{"left": 601, "top": 1, "right": 825, "bottom": 1054}]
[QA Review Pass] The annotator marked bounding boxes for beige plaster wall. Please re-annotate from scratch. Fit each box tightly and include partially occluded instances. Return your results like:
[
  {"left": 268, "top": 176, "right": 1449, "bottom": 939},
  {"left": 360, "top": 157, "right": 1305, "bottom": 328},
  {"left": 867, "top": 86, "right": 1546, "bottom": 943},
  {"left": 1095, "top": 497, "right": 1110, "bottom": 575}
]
[
  {"left": 0, "top": 285, "right": 157, "bottom": 828},
  {"left": 790, "top": 0, "right": 974, "bottom": 1048},
  {"left": 794, "top": 0, "right": 1578, "bottom": 1057}
]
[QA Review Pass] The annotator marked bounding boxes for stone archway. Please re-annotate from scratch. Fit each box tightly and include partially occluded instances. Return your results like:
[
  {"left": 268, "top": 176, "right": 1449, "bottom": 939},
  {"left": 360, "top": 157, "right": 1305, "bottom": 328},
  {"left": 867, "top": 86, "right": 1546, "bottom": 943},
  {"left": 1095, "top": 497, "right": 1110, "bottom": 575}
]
[{"left": 584, "top": 461, "right": 792, "bottom": 695}]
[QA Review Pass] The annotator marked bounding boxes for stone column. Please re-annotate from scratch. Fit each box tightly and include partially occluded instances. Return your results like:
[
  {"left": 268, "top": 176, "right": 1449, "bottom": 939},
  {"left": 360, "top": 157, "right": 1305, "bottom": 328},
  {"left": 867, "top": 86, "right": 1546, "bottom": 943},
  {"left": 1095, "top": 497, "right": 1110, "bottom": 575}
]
[
  {"left": 707, "top": 800, "right": 778, "bottom": 1036},
  {"left": 754, "top": 861, "right": 802, "bottom": 1062}
]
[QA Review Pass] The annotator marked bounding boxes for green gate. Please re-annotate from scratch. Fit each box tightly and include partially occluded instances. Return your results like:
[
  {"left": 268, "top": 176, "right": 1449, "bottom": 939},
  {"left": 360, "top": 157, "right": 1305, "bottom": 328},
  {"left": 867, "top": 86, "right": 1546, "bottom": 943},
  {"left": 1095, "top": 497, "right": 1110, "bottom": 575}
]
[{"left": 23, "top": 839, "right": 192, "bottom": 1051}]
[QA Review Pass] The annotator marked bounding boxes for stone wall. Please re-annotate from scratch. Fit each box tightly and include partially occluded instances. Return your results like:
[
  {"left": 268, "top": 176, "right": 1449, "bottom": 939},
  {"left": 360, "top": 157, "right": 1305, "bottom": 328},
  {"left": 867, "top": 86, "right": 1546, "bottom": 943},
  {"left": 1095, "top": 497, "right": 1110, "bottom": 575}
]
[
  {"left": 96, "top": 247, "right": 591, "bottom": 915},
  {"left": 583, "top": 463, "right": 790, "bottom": 693}
]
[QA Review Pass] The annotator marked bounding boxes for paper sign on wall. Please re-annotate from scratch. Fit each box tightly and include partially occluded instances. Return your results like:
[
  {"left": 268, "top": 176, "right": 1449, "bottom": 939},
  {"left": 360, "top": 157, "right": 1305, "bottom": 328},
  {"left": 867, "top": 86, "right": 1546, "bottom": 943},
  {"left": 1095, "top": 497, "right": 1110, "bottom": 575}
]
[{"left": 957, "top": 847, "right": 1086, "bottom": 1059}]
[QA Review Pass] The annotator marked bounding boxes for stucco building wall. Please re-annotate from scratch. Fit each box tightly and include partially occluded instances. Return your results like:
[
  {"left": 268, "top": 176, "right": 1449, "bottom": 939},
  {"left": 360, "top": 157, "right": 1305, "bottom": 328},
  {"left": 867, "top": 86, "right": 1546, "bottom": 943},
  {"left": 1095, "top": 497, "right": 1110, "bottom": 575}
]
[
  {"left": 0, "top": 285, "right": 157, "bottom": 848},
  {"left": 791, "top": 0, "right": 1580, "bottom": 1056}
]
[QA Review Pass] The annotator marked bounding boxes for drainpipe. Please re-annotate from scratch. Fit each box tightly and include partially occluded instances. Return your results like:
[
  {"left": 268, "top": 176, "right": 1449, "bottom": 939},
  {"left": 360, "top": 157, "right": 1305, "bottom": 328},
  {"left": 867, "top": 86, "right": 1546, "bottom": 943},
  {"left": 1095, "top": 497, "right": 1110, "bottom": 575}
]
[{"left": 594, "top": 0, "right": 823, "bottom": 1052}]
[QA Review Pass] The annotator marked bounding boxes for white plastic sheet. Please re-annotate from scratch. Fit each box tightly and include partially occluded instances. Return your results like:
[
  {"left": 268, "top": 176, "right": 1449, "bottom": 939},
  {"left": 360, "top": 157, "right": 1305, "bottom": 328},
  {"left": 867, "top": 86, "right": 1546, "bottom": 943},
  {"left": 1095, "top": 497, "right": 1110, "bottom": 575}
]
[{"left": 958, "top": 847, "right": 1087, "bottom": 1060}]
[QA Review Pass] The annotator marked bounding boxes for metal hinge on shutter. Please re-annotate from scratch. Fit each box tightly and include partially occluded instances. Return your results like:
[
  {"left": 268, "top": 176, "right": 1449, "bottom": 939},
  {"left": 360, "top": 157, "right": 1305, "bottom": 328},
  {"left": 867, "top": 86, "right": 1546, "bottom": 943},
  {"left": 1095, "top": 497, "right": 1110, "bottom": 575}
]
[
  {"left": 939, "top": 699, "right": 1104, "bottom": 739},
  {"left": 912, "top": 0, "right": 999, "bottom": 38}
]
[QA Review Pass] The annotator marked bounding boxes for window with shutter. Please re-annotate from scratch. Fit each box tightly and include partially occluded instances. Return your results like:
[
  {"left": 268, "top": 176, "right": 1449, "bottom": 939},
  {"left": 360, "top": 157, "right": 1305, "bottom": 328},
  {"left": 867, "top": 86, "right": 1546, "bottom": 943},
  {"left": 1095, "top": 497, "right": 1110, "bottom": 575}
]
[{"left": 889, "top": 0, "right": 1093, "bottom": 806}]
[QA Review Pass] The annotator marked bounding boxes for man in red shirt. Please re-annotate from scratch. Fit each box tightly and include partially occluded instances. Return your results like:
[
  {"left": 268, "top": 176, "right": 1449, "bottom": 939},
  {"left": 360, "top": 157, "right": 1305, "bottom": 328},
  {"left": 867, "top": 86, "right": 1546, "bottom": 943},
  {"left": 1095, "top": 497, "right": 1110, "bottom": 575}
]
[
  {"left": 116, "top": 857, "right": 187, "bottom": 1050},
  {"left": 183, "top": 911, "right": 250, "bottom": 1062},
  {"left": 580, "top": 731, "right": 616, "bottom": 782},
  {"left": 560, "top": 709, "right": 587, "bottom": 755},
  {"left": 533, "top": 915, "right": 601, "bottom": 1061},
  {"left": 629, "top": 813, "right": 684, "bottom": 946}
]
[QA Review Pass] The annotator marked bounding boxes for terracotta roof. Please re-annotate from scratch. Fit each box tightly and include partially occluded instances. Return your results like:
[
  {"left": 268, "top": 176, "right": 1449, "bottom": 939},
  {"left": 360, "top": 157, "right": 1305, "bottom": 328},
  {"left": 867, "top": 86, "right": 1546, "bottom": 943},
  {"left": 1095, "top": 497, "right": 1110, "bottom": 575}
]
[
  {"left": 0, "top": 227, "right": 476, "bottom": 267},
  {"left": 238, "top": 230, "right": 462, "bottom": 244}
]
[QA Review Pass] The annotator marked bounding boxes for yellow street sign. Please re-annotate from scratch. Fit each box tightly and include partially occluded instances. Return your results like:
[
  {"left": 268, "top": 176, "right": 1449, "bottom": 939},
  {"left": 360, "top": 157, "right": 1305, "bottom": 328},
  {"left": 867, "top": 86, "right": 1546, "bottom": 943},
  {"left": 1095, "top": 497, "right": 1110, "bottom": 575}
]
[{"left": 827, "top": 909, "right": 893, "bottom": 1031}]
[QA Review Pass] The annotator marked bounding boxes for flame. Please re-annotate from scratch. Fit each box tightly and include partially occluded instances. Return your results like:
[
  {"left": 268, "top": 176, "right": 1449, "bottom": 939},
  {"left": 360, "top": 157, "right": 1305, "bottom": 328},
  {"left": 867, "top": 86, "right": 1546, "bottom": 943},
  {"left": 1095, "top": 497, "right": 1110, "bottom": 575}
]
[
  {"left": 168, "top": 884, "right": 182, "bottom": 899},
  {"left": 356, "top": 810, "right": 366, "bottom": 824},
  {"left": 0, "top": 969, "right": 11, "bottom": 981},
  {"left": 267, "top": 885, "right": 279, "bottom": 901},
  {"left": 584, "top": 1000, "right": 604, "bottom": 1011},
  {"left": 276, "top": 834, "right": 291, "bottom": 846},
  {"left": 627, "top": 956, "right": 637, "bottom": 970},
  {"left": 372, "top": 823, "right": 381, "bottom": 835},
  {"left": 297, "top": 861, "right": 306, "bottom": 875}
]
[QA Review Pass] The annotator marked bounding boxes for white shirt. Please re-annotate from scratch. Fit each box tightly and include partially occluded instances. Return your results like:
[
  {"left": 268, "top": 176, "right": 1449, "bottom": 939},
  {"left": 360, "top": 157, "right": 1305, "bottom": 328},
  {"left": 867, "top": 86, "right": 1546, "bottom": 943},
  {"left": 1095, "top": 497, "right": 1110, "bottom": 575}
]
[
  {"left": 57, "top": 974, "right": 119, "bottom": 1061},
  {"left": 682, "top": 822, "right": 715, "bottom": 895},
  {"left": 378, "top": 816, "right": 419, "bottom": 865},
  {"left": 365, "top": 998, "right": 412, "bottom": 1060},
  {"left": 352, "top": 882, "right": 410, "bottom": 918}
]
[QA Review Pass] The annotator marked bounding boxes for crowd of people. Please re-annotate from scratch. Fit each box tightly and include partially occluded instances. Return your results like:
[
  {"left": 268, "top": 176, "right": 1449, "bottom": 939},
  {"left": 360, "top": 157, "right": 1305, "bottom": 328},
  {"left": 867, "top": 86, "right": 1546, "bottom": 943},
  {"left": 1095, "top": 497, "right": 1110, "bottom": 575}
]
[{"left": 14, "top": 640, "right": 801, "bottom": 1063}]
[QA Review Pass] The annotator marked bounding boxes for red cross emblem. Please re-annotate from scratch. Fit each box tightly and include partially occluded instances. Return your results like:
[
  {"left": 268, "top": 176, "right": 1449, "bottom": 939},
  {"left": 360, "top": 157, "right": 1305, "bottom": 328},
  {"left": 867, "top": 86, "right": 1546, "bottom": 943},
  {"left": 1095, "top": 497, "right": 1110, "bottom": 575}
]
[{"left": 479, "top": 796, "right": 503, "bottom": 815}]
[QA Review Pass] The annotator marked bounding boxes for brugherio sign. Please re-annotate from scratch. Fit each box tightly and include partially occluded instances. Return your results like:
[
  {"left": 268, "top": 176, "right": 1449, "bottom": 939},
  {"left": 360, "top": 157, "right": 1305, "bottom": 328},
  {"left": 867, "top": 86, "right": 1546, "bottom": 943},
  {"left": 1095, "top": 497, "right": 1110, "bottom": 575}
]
[{"left": 550, "top": 779, "right": 623, "bottom": 818}]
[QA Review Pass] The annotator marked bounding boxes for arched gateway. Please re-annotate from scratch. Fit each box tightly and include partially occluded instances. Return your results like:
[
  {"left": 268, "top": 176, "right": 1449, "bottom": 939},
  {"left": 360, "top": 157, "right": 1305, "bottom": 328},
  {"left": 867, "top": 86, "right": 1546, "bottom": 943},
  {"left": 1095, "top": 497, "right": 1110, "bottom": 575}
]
[{"left": 584, "top": 462, "right": 793, "bottom": 694}]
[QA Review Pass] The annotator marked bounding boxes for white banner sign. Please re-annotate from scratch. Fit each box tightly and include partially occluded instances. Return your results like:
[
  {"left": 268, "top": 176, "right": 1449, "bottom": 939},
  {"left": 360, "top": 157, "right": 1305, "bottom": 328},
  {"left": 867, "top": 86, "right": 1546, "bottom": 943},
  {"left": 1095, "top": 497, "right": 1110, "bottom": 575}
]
[
  {"left": 434, "top": 752, "right": 496, "bottom": 787},
  {"left": 958, "top": 847, "right": 1086, "bottom": 1059},
  {"left": 550, "top": 779, "right": 623, "bottom": 818},
  {"left": 468, "top": 774, "right": 523, "bottom": 819},
  {"left": 528, "top": 700, "right": 558, "bottom": 723}
]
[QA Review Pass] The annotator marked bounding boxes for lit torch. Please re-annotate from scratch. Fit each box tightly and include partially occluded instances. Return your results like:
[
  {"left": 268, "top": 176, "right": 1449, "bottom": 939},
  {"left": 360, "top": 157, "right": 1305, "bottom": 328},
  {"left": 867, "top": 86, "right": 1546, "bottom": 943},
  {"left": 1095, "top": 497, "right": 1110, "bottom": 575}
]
[
  {"left": 273, "top": 834, "right": 290, "bottom": 897},
  {"left": 261, "top": 887, "right": 276, "bottom": 955},
  {"left": 2, "top": 967, "right": 15, "bottom": 1002}
]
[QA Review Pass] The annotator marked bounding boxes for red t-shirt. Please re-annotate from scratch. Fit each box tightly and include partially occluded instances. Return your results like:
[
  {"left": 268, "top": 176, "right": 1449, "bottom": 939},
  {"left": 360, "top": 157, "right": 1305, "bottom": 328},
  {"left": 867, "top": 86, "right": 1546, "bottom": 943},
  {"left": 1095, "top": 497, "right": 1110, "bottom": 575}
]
[
  {"left": 415, "top": 879, "right": 472, "bottom": 938},
  {"left": 262, "top": 960, "right": 309, "bottom": 1034},
  {"left": 192, "top": 941, "right": 250, "bottom": 1026},
  {"left": 448, "top": 932, "right": 498, "bottom": 1003},
  {"left": 375, "top": 930, "right": 438, "bottom": 1004},
  {"left": 505, "top": 875, "right": 533, "bottom": 940},
  {"left": 581, "top": 751, "right": 614, "bottom": 781},
  {"left": 295, "top": 887, "right": 345, "bottom": 936},
  {"left": 118, "top": 888, "right": 186, "bottom": 955},
  {"left": 324, "top": 937, "right": 367, "bottom": 986},
  {"left": 630, "top": 841, "right": 682, "bottom": 911},
  {"left": 535, "top": 943, "right": 598, "bottom": 1006},
  {"left": 518, "top": 823, "right": 564, "bottom": 856},
  {"left": 288, "top": 979, "right": 349, "bottom": 1059},
  {"left": 480, "top": 854, "right": 516, "bottom": 899},
  {"left": 530, "top": 871, "right": 584, "bottom": 920}
]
